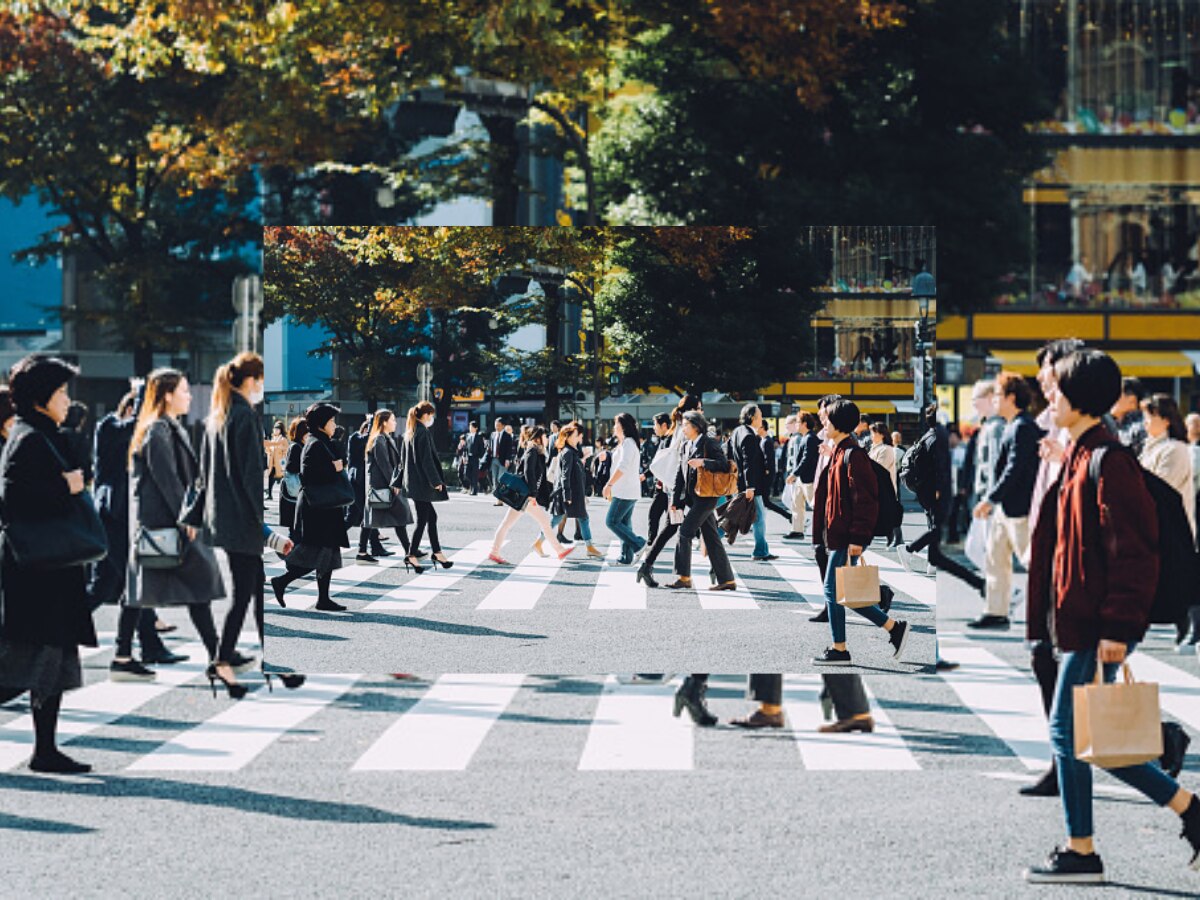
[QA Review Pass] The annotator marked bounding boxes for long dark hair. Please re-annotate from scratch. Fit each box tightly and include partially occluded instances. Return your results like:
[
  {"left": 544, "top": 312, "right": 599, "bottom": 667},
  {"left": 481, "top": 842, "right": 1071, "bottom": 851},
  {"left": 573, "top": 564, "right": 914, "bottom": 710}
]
[
  {"left": 869, "top": 422, "right": 893, "bottom": 446},
  {"left": 614, "top": 413, "right": 641, "bottom": 447},
  {"left": 367, "top": 409, "right": 394, "bottom": 452},
  {"left": 1142, "top": 393, "right": 1187, "bottom": 442},
  {"left": 670, "top": 393, "right": 702, "bottom": 428},
  {"left": 129, "top": 368, "right": 185, "bottom": 465}
]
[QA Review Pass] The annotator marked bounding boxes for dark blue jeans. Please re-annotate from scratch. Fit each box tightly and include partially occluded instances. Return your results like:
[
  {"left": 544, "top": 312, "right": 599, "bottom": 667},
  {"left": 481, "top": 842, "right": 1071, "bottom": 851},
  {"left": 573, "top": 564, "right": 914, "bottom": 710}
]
[
  {"left": 1050, "top": 644, "right": 1180, "bottom": 838},
  {"left": 824, "top": 548, "right": 889, "bottom": 644},
  {"left": 605, "top": 498, "right": 643, "bottom": 561}
]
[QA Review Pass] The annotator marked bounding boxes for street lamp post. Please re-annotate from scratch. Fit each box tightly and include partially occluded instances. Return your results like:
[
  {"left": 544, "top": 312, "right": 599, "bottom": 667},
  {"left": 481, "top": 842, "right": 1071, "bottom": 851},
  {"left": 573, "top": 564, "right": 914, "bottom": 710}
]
[{"left": 911, "top": 263, "right": 936, "bottom": 413}]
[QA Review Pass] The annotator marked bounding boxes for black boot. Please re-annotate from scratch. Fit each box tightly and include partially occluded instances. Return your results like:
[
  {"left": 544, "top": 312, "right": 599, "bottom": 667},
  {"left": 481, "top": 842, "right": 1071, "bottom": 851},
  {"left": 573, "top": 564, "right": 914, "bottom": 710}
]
[
  {"left": 313, "top": 572, "right": 346, "bottom": 612},
  {"left": 673, "top": 676, "right": 717, "bottom": 727},
  {"left": 635, "top": 563, "right": 659, "bottom": 589},
  {"left": 1020, "top": 762, "right": 1059, "bottom": 797}
]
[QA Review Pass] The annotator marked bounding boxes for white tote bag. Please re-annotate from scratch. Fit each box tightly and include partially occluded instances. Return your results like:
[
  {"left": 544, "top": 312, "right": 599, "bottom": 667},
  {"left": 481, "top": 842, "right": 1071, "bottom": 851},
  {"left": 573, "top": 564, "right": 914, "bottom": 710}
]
[
  {"left": 781, "top": 481, "right": 797, "bottom": 511},
  {"left": 648, "top": 439, "right": 681, "bottom": 486},
  {"left": 964, "top": 515, "right": 991, "bottom": 571}
]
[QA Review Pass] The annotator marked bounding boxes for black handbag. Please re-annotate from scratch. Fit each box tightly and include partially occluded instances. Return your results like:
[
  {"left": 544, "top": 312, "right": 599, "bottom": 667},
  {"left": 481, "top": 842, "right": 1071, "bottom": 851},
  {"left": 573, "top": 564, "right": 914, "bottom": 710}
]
[
  {"left": 494, "top": 471, "right": 531, "bottom": 512},
  {"left": 2, "top": 434, "right": 108, "bottom": 570},
  {"left": 303, "top": 472, "right": 356, "bottom": 509}
]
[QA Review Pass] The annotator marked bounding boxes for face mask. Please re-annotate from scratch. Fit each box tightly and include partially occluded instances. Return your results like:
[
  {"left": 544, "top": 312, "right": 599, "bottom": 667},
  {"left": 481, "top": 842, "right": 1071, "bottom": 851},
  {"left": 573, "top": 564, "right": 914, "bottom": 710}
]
[{"left": 250, "top": 387, "right": 265, "bottom": 405}]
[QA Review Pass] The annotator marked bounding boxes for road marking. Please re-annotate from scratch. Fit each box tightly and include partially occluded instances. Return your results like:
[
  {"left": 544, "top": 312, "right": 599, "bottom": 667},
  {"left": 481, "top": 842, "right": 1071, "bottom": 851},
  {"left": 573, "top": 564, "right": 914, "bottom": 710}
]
[
  {"left": 937, "top": 645, "right": 1048, "bottom": 771},
  {"left": 477, "top": 550, "right": 566, "bottom": 610},
  {"left": 79, "top": 632, "right": 116, "bottom": 660},
  {"left": 364, "top": 541, "right": 492, "bottom": 611},
  {"left": 129, "top": 674, "right": 361, "bottom": 771},
  {"left": 590, "top": 541, "right": 647, "bottom": 610},
  {"left": 767, "top": 548, "right": 825, "bottom": 609},
  {"left": 783, "top": 675, "right": 920, "bottom": 770},
  {"left": 0, "top": 641, "right": 212, "bottom": 771},
  {"left": 1125, "top": 653, "right": 1200, "bottom": 734},
  {"left": 690, "top": 551, "right": 758, "bottom": 610},
  {"left": 352, "top": 674, "right": 525, "bottom": 771},
  {"left": 578, "top": 676, "right": 693, "bottom": 770},
  {"left": 863, "top": 551, "right": 936, "bottom": 607}
]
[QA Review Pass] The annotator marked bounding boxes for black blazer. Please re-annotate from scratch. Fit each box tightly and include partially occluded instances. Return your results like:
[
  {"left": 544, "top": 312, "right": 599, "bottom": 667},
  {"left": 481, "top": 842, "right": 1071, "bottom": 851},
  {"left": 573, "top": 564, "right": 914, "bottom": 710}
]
[
  {"left": 555, "top": 444, "right": 588, "bottom": 519},
  {"left": 760, "top": 435, "right": 778, "bottom": 482},
  {"left": 731, "top": 424, "right": 768, "bottom": 493},
  {"left": 294, "top": 432, "right": 351, "bottom": 548},
  {"left": 672, "top": 434, "right": 733, "bottom": 508},
  {"left": 987, "top": 412, "right": 1043, "bottom": 518},
  {"left": 467, "top": 432, "right": 486, "bottom": 459},
  {"left": 792, "top": 432, "right": 821, "bottom": 484},
  {"left": 488, "top": 429, "right": 515, "bottom": 465},
  {"left": 401, "top": 423, "right": 446, "bottom": 503},
  {"left": 519, "top": 447, "right": 552, "bottom": 507}
]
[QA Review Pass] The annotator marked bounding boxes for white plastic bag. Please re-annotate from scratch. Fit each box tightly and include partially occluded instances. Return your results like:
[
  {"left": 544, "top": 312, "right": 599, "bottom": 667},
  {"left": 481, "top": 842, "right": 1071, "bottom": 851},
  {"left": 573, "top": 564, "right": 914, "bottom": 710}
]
[
  {"left": 964, "top": 515, "right": 991, "bottom": 571},
  {"left": 781, "top": 481, "right": 797, "bottom": 511}
]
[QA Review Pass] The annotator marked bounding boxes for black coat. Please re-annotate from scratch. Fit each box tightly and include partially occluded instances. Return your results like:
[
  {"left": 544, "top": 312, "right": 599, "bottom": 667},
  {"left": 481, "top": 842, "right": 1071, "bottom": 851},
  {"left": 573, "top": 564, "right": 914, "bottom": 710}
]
[
  {"left": 467, "top": 432, "right": 486, "bottom": 460},
  {"left": 127, "top": 418, "right": 224, "bottom": 608},
  {"left": 90, "top": 412, "right": 136, "bottom": 605},
  {"left": 364, "top": 433, "right": 411, "bottom": 528},
  {"left": 554, "top": 444, "right": 588, "bottom": 518},
  {"left": 761, "top": 435, "right": 778, "bottom": 484},
  {"left": 731, "top": 425, "right": 769, "bottom": 494},
  {"left": 401, "top": 423, "right": 446, "bottom": 503},
  {"left": 520, "top": 446, "right": 552, "bottom": 507},
  {"left": 792, "top": 431, "right": 821, "bottom": 484},
  {"left": 488, "top": 429, "right": 515, "bottom": 465},
  {"left": 345, "top": 429, "right": 369, "bottom": 527},
  {"left": 293, "top": 432, "right": 351, "bottom": 548},
  {"left": 672, "top": 434, "right": 733, "bottom": 508},
  {"left": 0, "top": 410, "right": 97, "bottom": 648},
  {"left": 987, "top": 412, "right": 1042, "bottom": 518},
  {"left": 183, "top": 393, "right": 264, "bottom": 557},
  {"left": 278, "top": 440, "right": 303, "bottom": 531}
]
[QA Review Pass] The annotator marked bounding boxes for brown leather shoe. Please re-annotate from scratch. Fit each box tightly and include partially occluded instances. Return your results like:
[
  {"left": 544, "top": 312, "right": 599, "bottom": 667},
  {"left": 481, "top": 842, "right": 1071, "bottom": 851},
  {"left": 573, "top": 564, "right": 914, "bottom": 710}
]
[
  {"left": 818, "top": 716, "right": 874, "bottom": 734},
  {"left": 665, "top": 577, "right": 693, "bottom": 590},
  {"left": 731, "top": 709, "right": 785, "bottom": 729},
  {"left": 708, "top": 580, "right": 737, "bottom": 591}
]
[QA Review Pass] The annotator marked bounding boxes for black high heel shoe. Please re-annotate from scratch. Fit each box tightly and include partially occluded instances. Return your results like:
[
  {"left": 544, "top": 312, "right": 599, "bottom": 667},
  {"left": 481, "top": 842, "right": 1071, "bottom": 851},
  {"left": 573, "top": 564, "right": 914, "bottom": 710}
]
[
  {"left": 673, "top": 677, "right": 717, "bottom": 727},
  {"left": 264, "top": 672, "right": 306, "bottom": 691},
  {"left": 431, "top": 552, "right": 453, "bottom": 570},
  {"left": 270, "top": 575, "right": 287, "bottom": 608},
  {"left": 403, "top": 556, "right": 426, "bottom": 574},
  {"left": 206, "top": 664, "right": 249, "bottom": 700},
  {"left": 411, "top": 549, "right": 427, "bottom": 559},
  {"left": 635, "top": 564, "right": 659, "bottom": 588}
]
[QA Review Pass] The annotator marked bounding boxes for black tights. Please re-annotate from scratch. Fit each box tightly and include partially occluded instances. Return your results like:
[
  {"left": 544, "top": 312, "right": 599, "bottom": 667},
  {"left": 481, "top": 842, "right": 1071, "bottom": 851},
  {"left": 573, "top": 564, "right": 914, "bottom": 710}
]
[
  {"left": 412, "top": 501, "right": 441, "bottom": 554},
  {"left": 219, "top": 552, "right": 260, "bottom": 664},
  {"left": 32, "top": 692, "right": 63, "bottom": 757},
  {"left": 116, "top": 604, "right": 218, "bottom": 660},
  {"left": 359, "top": 526, "right": 410, "bottom": 554},
  {"left": 274, "top": 566, "right": 334, "bottom": 604}
]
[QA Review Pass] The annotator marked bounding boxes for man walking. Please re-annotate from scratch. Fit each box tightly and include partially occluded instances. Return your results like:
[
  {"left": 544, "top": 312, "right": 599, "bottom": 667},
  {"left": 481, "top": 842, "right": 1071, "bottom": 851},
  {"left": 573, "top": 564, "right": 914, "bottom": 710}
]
[
  {"left": 489, "top": 417, "right": 515, "bottom": 506},
  {"left": 970, "top": 371, "right": 1042, "bottom": 630},
  {"left": 1109, "top": 376, "right": 1148, "bottom": 457},
  {"left": 730, "top": 403, "right": 776, "bottom": 561},
  {"left": 465, "top": 421, "right": 486, "bottom": 495}
]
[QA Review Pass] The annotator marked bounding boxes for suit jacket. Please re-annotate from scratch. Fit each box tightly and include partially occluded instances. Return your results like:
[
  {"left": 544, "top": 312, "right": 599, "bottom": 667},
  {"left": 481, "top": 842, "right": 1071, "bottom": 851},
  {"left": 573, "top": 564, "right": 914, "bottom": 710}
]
[
  {"left": 760, "top": 435, "right": 778, "bottom": 485},
  {"left": 489, "top": 429, "right": 514, "bottom": 465},
  {"left": 467, "top": 432, "right": 486, "bottom": 460},
  {"left": 672, "top": 434, "right": 733, "bottom": 508},
  {"left": 792, "top": 432, "right": 821, "bottom": 484},
  {"left": 987, "top": 412, "right": 1042, "bottom": 518},
  {"left": 731, "top": 424, "right": 769, "bottom": 494}
]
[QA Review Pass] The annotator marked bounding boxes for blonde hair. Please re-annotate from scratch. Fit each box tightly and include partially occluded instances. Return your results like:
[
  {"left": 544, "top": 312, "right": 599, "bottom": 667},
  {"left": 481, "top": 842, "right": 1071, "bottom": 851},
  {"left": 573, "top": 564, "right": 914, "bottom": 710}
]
[
  {"left": 208, "top": 352, "right": 264, "bottom": 431},
  {"left": 556, "top": 423, "right": 582, "bottom": 450},
  {"left": 404, "top": 401, "right": 436, "bottom": 441},
  {"left": 129, "top": 368, "right": 185, "bottom": 466},
  {"left": 367, "top": 409, "right": 394, "bottom": 453}
]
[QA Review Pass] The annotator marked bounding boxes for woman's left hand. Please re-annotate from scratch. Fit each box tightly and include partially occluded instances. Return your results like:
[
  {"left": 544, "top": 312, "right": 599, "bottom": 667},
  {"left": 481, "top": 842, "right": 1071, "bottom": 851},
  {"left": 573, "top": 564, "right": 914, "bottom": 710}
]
[{"left": 602, "top": 486, "right": 612, "bottom": 500}]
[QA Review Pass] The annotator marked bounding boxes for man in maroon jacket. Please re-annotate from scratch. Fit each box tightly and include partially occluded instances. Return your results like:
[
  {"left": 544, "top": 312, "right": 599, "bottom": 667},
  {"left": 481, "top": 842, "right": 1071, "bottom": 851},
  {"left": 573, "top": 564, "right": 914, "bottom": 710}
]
[
  {"left": 811, "top": 398, "right": 910, "bottom": 666},
  {"left": 1023, "top": 348, "right": 1200, "bottom": 884}
]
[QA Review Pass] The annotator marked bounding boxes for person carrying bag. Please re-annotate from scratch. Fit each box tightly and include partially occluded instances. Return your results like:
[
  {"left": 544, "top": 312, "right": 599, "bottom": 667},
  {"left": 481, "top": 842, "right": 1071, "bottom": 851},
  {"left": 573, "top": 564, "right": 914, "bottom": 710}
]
[{"left": 1074, "top": 662, "right": 1162, "bottom": 769}]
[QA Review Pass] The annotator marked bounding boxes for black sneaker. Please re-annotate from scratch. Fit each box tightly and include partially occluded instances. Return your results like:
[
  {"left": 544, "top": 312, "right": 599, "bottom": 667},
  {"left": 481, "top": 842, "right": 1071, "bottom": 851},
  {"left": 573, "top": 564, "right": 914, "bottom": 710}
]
[
  {"left": 109, "top": 659, "right": 156, "bottom": 682},
  {"left": 782, "top": 532, "right": 804, "bottom": 541},
  {"left": 1182, "top": 795, "right": 1200, "bottom": 871},
  {"left": 141, "top": 650, "right": 190, "bottom": 665},
  {"left": 752, "top": 554, "right": 779, "bottom": 561},
  {"left": 966, "top": 614, "right": 1011, "bottom": 630},
  {"left": 888, "top": 619, "right": 910, "bottom": 660},
  {"left": 28, "top": 751, "right": 92, "bottom": 775},
  {"left": 878, "top": 584, "right": 895, "bottom": 614},
  {"left": 812, "top": 646, "right": 852, "bottom": 666},
  {"left": 809, "top": 608, "right": 830, "bottom": 623},
  {"left": 356, "top": 553, "right": 378, "bottom": 563},
  {"left": 1024, "top": 847, "right": 1104, "bottom": 884},
  {"left": 1161, "top": 722, "right": 1191, "bottom": 780}
]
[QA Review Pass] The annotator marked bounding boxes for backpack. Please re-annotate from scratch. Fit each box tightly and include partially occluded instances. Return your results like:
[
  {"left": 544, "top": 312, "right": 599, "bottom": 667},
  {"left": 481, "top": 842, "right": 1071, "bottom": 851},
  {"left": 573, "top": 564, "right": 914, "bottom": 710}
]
[
  {"left": 898, "top": 428, "right": 937, "bottom": 500},
  {"left": 843, "top": 447, "right": 904, "bottom": 539},
  {"left": 1087, "top": 444, "right": 1200, "bottom": 627}
]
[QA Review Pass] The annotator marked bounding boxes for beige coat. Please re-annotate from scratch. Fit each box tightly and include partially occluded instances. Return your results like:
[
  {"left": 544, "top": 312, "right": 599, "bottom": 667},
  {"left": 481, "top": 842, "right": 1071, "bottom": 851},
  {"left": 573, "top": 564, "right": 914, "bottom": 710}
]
[
  {"left": 1140, "top": 432, "right": 1196, "bottom": 539},
  {"left": 868, "top": 441, "right": 898, "bottom": 492},
  {"left": 264, "top": 435, "right": 288, "bottom": 477}
]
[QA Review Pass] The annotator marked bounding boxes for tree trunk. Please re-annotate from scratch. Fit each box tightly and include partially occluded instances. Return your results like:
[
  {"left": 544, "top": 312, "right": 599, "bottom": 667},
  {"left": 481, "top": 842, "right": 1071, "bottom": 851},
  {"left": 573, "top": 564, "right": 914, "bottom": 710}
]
[
  {"left": 480, "top": 114, "right": 520, "bottom": 226},
  {"left": 543, "top": 283, "right": 561, "bottom": 424},
  {"left": 133, "top": 340, "right": 154, "bottom": 378},
  {"left": 432, "top": 389, "right": 454, "bottom": 452}
]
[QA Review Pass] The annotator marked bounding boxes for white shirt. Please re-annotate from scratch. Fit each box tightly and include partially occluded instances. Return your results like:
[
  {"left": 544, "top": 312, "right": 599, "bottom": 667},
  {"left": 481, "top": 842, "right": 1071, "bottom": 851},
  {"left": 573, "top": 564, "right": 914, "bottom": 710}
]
[{"left": 608, "top": 437, "right": 642, "bottom": 500}]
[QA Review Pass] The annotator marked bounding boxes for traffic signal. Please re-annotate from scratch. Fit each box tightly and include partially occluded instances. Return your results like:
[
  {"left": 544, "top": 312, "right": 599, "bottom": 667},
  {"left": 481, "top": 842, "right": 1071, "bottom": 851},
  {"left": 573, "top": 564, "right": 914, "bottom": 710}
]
[
  {"left": 608, "top": 371, "right": 622, "bottom": 397},
  {"left": 913, "top": 318, "right": 935, "bottom": 352}
]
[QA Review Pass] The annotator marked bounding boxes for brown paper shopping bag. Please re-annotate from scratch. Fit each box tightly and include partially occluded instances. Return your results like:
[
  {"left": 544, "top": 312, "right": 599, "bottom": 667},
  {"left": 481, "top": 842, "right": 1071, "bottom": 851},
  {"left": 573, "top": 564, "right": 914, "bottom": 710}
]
[
  {"left": 835, "top": 562, "right": 881, "bottom": 609},
  {"left": 1074, "top": 662, "right": 1162, "bottom": 769}
]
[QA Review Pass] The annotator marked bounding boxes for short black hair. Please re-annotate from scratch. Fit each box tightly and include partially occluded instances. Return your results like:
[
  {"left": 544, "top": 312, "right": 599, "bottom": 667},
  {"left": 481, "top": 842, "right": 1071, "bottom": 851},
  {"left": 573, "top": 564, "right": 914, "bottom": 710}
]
[
  {"left": 996, "top": 371, "right": 1033, "bottom": 411},
  {"left": 799, "top": 412, "right": 819, "bottom": 432},
  {"left": 652, "top": 412, "right": 671, "bottom": 427},
  {"left": 859, "top": 414, "right": 871, "bottom": 426},
  {"left": 304, "top": 402, "right": 340, "bottom": 432},
  {"left": 1036, "top": 338, "right": 1085, "bottom": 369},
  {"left": 1121, "top": 376, "right": 1146, "bottom": 401},
  {"left": 550, "top": 420, "right": 561, "bottom": 429},
  {"left": 0, "top": 386, "right": 13, "bottom": 425},
  {"left": 825, "top": 399, "right": 860, "bottom": 434},
  {"left": 469, "top": 421, "right": 479, "bottom": 429},
  {"left": 923, "top": 403, "right": 939, "bottom": 428},
  {"left": 681, "top": 410, "right": 708, "bottom": 435},
  {"left": 8, "top": 353, "right": 79, "bottom": 416},
  {"left": 1054, "top": 349, "right": 1122, "bottom": 418},
  {"left": 494, "top": 417, "right": 506, "bottom": 426}
]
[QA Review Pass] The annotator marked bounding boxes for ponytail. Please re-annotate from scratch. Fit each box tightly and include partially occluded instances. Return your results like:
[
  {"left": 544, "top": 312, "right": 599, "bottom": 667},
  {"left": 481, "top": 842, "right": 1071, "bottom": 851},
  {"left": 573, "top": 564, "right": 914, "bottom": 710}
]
[
  {"left": 404, "top": 401, "right": 436, "bottom": 441},
  {"left": 208, "top": 351, "right": 264, "bottom": 432}
]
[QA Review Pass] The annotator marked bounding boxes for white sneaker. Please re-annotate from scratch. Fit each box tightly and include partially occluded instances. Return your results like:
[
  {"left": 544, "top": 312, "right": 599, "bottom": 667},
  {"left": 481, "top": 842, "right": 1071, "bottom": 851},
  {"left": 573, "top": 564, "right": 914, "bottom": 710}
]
[{"left": 896, "top": 545, "right": 914, "bottom": 574}]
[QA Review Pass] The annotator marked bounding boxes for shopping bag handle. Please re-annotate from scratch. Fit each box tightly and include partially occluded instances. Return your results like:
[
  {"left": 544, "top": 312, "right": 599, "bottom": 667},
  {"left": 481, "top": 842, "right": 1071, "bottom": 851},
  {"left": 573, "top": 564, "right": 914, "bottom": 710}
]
[{"left": 1092, "top": 660, "right": 1134, "bottom": 686}]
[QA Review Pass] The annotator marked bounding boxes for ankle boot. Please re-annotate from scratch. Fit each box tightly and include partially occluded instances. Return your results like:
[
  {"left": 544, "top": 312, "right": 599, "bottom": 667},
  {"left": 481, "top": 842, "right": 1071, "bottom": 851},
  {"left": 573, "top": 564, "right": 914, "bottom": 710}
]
[{"left": 673, "top": 677, "right": 717, "bottom": 727}]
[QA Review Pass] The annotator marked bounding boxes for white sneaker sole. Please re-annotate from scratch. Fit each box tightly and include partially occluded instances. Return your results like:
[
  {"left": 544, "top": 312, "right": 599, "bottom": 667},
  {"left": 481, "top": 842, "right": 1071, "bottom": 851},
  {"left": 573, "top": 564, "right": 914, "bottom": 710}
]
[{"left": 1022, "top": 870, "right": 1104, "bottom": 884}]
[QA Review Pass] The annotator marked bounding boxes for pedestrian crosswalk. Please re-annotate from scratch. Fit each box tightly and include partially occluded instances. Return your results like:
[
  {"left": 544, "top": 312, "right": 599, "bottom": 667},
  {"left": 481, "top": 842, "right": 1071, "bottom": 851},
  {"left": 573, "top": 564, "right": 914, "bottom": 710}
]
[
  {"left": 262, "top": 539, "right": 937, "bottom": 613},
  {"left": 3, "top": 646, "right": 1195, "bottom": 775}
]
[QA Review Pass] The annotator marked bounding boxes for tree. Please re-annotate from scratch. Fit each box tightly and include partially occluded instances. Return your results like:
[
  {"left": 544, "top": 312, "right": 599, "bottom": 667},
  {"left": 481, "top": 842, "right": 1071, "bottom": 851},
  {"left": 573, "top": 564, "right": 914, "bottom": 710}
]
[
  {"left": 593, "top": 0, "right": 1051, "bottom": 314},
  {"left": 603, "top": 228, "right": 824, "bottom": 396}
]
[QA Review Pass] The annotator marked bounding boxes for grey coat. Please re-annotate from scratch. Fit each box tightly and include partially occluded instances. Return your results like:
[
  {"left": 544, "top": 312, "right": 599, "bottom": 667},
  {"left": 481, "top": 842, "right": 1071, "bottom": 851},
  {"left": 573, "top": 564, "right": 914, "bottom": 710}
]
[
  {"left": 364, "top": 433, "right": 412, "bottom": 528},
  {"left": 401, "top": 423, "right": 446, "bottom": 503},
  {"left": 183, "top": 392, "right": 264, "bottom": 556},
  {"left": 127, "top": 418, "right": 224, "bottom": 608}
]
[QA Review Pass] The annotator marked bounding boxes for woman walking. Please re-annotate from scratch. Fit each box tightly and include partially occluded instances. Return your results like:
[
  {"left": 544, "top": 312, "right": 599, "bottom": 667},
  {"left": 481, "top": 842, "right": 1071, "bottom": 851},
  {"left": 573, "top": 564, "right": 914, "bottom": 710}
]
[
  {"left": 868, "top": 422, "right": 904, "bottom": 548},
  {"left": 363, "top": 409, "right": 416, "bottom": 568},
  {"left": 0, "top": 355, "right": 97, "bottom": 772},
  {"left": 263, "top": 420, "right": 288, "bottom": 501},
  {"left": 636, "top": 394, "right": 703, "bottom": 587},
  {"left": 488, "top": 427, "right": 574, "bottom": 564},
  {"left": 604, "top": 413, "right": 645, "bottom": 565},
  {"left": 666, "top": 411, "right": 738, "bottom": 592},
  {"left": 550, "top": 423, "right": 605, "bottom": 560},
  {"left": 182, "top": 352, "right": 267, "bottom": 698},
  {"left": 278, "top": 416, "right": 307, "bottom": 540},
  {"left": 401, "top": 401, "right": 453, "bottom": 570},
  {"left": 269, "top": 403, "right": 352, "bottom": 612},
  {"left": 1140, "top": 393, "right": 1196, "bottom": 539},
  {"left": 111, "top": 369, "right": 225, "bottom": 684}
]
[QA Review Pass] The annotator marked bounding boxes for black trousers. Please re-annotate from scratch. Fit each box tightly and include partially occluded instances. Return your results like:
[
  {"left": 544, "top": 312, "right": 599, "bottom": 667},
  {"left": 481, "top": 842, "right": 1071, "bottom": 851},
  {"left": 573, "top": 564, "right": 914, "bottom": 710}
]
[
  {"left": 466, "top": 458, "right": 481, "bottom": 494},
  {"left": 266, "top": 471, "right": 281, "bottom": 499},
  {"left": 412, "top": 500, "right": 441, "bottom": 553},
  {"left": 219, "top": 552, "right": 260, "bottom": 663},
  {"left": 675, "top": 499, "right": 734, "bottom": 583},
  {"left": 116, "top": 605, "right": 217, "bottom": 659},
  {"left": 762, "top": 495, "right": 793, "bottom": 522},
  {"left": 688, "top": 674, "right": 781, "bottom": 705},
  {"left": 646, "top": 489, "right": 669, "bottom": 546},
  {"left": 908, "top": 508, "right": 984, "bottom": 593}
]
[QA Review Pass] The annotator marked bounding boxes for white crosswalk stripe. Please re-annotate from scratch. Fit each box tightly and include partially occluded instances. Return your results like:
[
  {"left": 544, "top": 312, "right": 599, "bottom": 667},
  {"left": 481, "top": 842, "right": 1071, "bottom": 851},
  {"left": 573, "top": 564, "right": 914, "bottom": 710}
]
[
  {"left": 590, "top": 541, "right": 647, "bottom": 610},
  {"left": 578, "top": 676, "right": 694, "bottom": 770},
  {"left": 477, "top": 551, "right": 567, "bottom": 610},
  {"left": 362, "top": 541, "right": 492, "bottom": 611}
]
